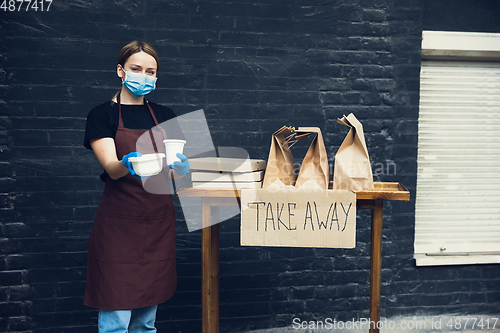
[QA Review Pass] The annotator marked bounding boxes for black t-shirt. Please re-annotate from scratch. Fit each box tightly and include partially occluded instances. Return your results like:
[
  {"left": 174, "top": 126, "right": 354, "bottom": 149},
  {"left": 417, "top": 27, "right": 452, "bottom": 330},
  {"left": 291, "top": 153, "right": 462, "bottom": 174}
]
[
  {"left": 84, "top": 100, "right": 183, "bottom": 181},
  {"left": 84, "top": 100, "right": 181, "bottom": 149}
]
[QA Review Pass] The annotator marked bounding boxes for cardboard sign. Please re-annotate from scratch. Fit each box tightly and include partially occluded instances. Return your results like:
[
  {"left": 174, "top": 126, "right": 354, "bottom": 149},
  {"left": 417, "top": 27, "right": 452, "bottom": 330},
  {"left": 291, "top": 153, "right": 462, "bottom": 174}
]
[{"left": 241, "top": 188, "right": 356, "bottom": 248}]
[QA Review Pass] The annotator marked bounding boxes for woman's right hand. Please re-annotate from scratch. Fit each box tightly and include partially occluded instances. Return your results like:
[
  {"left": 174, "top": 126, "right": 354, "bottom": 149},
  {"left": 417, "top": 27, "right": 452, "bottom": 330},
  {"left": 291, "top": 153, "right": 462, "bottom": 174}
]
[
  {"left": 90, "top": 137, "right": 130, "bottom": 180},
  {"left": 122, "top": 152, "right": 142, "bottom": 176}
]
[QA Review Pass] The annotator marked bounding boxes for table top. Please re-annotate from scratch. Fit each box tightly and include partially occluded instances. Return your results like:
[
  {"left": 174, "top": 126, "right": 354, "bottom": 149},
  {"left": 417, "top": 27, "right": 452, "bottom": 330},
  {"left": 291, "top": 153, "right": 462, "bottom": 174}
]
[{"left": 178, "top": 182, "right": 410, "bottom": 201}]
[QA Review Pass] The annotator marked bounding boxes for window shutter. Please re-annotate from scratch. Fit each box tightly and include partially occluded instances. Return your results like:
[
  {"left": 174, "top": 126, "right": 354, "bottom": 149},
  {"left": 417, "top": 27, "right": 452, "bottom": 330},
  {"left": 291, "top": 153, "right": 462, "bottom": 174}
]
[{"left": 414, "top": 60, "right": 500, "bottom": 265}]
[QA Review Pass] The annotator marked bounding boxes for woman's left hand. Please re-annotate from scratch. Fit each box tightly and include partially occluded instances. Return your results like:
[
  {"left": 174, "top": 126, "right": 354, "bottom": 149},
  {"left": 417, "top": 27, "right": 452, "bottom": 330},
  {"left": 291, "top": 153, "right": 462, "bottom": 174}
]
[{"left": 170, "top": 153, "right": 190, "bottom": 177}]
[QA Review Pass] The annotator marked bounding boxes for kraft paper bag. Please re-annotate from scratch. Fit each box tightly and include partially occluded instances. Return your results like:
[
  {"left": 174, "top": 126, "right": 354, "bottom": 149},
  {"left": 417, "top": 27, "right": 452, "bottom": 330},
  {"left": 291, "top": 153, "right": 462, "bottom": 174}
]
[
  {"left": 262, "top": 126, "right": 298, "bottom": 187},
  {"left": 333, "top": 113, "right": 374, "bottom": 191},
  {"left": 294, "top": 127, "right": 330, "bottom": 190}
]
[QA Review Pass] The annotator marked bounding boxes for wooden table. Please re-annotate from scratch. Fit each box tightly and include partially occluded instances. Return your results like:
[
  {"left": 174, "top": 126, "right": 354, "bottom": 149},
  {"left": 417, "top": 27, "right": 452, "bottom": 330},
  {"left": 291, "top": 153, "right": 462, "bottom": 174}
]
[{"left": 177, "top": 182, "right": 410, "bottom": 333}]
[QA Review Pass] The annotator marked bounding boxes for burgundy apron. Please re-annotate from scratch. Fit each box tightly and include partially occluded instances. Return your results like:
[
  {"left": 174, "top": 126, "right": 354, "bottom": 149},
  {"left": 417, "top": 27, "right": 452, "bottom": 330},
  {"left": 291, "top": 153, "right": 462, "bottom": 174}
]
[{"left": 84, "top": 95, "right": 177, "bottom": 310}]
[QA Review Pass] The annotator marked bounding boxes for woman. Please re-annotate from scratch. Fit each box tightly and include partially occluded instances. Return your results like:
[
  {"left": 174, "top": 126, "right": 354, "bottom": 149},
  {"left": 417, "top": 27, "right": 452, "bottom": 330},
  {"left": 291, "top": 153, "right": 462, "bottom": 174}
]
[{"left": 83, "top": 40, "right": 189, "bottom": 332}]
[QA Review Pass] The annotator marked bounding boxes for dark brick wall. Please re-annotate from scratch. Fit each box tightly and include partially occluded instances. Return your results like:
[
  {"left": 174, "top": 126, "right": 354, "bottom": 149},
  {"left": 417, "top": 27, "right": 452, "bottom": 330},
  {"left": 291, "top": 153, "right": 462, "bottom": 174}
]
[
  {"left": 1, "top": 0, "right": 499, "bottom": 332},
  {"left": 423, "top": 0, "right": 500, "bottom": 33}
]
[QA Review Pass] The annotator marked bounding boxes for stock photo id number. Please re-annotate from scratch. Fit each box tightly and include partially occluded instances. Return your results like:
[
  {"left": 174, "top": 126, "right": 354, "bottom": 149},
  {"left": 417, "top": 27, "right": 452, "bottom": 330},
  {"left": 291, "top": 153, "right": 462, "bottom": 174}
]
[{"left": 1, "top": 0, "right": 52, "bottom": 11}]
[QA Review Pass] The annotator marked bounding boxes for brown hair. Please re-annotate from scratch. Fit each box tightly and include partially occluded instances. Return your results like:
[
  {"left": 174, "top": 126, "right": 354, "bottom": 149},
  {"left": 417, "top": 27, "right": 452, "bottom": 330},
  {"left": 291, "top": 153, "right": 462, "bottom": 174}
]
[{"left": 117, "top": 40, "right": 160, "bottom": 71}]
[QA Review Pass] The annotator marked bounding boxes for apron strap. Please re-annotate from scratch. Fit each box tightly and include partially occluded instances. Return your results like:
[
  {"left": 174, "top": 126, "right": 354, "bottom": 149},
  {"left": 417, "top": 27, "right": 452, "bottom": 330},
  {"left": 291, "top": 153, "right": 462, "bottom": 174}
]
[
  {"left": 116, "top": 93, "right": 167, "bottom": 153},
  {"left": 148, "top": 129, "right": 159, "bottom": 153},
  {"left": 117, "top": 93, "right": 125, "bottom": 129},
  {"left": 117, "top": 92, "right": 168, "bottom": 140},
  {"left": 145, "top": 100, "right": 168, "bottom": 140}
]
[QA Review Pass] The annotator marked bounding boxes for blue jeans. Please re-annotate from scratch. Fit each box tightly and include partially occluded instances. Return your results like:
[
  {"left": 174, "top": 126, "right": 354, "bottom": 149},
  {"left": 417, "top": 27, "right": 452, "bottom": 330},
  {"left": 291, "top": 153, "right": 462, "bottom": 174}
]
[{"left": 98, "top": 305, "right": 158, "bottom": 332}]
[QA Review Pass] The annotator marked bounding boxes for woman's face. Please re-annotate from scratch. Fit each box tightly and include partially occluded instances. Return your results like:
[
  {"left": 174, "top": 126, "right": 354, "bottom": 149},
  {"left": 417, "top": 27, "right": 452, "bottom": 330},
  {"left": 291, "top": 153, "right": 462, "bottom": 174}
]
[{"left": 117, "top": 51, "right": 157, "bottom": 79}]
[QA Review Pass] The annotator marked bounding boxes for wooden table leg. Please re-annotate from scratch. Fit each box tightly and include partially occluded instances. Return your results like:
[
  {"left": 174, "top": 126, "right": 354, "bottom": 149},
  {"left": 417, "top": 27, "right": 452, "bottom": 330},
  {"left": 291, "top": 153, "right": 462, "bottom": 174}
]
[
  {"left": 369, "top": 199, "right": 383, "bottom": 333},
  {"left": 202, "top": 199, "right": 220, "bottom": 333}
]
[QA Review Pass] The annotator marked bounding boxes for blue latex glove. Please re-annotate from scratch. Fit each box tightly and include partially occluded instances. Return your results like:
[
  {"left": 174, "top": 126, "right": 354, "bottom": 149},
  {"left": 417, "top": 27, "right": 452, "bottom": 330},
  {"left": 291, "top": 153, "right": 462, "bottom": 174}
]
[
  {"left": 122, "top": 152, "right": 142, "bottom": 176},
  {"left": 169, "top": 153, "right": 190, "bottom": 177}
]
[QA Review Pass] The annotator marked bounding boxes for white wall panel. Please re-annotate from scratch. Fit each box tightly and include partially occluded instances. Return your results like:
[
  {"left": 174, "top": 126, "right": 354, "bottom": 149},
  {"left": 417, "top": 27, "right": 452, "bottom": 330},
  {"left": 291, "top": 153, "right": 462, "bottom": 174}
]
[{"left": 415, "top": 60, "right": 500, "bottom": 265}]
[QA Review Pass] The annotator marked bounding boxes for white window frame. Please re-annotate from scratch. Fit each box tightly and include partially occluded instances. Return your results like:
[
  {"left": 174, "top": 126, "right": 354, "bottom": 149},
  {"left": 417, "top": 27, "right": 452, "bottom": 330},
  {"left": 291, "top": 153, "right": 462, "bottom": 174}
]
[
  {"left": 414, "top": 31, "right": 500, "bottom": 266},
  {"left": 421, "top": 30, "right": 500, "bottom": 61}
]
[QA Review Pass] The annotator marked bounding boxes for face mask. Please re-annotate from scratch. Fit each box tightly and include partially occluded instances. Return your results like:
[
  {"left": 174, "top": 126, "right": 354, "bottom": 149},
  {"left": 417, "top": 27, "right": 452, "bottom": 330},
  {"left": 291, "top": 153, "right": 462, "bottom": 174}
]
[{"left": 122, "top": 71, "right": 157, "bottom": 97}]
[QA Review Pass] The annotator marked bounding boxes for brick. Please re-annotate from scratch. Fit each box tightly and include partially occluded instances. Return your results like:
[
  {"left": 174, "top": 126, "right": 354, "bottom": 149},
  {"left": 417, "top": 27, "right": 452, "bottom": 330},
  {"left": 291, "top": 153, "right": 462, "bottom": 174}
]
[
  {"left": 0, "top": 194, "right": 13, "bottom": 209},
  {"left": 319, "top": 91, "right": 342, "bottom": 105},
  {"left": 388, "top": 8, "right": 423, "bottom": 21},
  {"left": 270, "top": 299, "right": 305, "bottom": 313},
  {"left": 0, "top": 117, "right": 11, "bottom": 131},
  {"left": 395, "top": 64, "right": 422, "bottom": 78},
  {"left": 291, "top": 286, "right": 316, "bottom": 300},
  {"left": 7, "top": 285, "right": 32, "bottom": 301},
  {"left": 7, "top": 252, "right": 87, "bottom": 271},
  {"left": 32, "top": 310, "right": 92, "bottom": 328},
  {"left": 0, "top": 271, "right": 24, "bottom": 286},
  {"left": 10, "top": 129, "right": 49, "bottom": 146},
  {"left": 0, "top": 177, "right": 15, "bottom": 192},
  {"left": 11, "top": 190, "right": 98, "bottom": 209},
  {"left": 26, "top": 267, "right": 86, "bottom": 284},
  {"left": 279, "top": 271, "right": 326, "bottom": 287},
  {"left": 15, "top": 176, "right": 101, "bottom": 192},
  {"left": 0, "top": 129, "right": 9, "bottom": 145},
  {"left": 363, "top": 8, "right": 387, "bottom": 21},
  {"left": 220, "top": 260, "right": 276, "bottom": 276},
  {"left": 0, "top": 162, "right": 13, "bottom": 178},
  {"left": 270, "top": 287, "right": 291, "bottom": 301},
  {"left": 394, "top": 0, "right": 423, "bottom": 8},
  {"left": 0, "top": 287, "right": 8, "bottom": 302},
  {"left": 359, "top": 0, "right": 392, "bottom": 7},
  {"left": 10, "top": 116, "right": 85, "bottom": 130},
  {"left": 144, "top": 1, "right": 193, "bottom": 15},
  {"left": 382, "top": 91, "right": 420, "bottom": 106}
]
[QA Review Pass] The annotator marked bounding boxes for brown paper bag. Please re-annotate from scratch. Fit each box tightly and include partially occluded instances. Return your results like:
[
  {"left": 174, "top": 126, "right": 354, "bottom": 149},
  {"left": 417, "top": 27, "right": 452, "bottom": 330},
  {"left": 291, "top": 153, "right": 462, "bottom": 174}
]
[
  {"left": 294, "top": 127, "right": 330, "bottom": 189},
  {"left": 333, "top": 113, "right": 374, "bottom": 191},
  {"left": 262, "top": 126, "right": 298, "bottom": 187}
]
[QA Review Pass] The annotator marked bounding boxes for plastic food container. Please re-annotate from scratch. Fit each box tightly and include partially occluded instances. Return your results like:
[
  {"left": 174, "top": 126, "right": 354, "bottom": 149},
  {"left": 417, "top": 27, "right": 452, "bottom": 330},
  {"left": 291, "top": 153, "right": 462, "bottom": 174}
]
[
  {"left": 128, "top": 153, "right": 165, "bottom": 177},
  {"left": 163, "top": 139, "right": 186, "bottom": 165}
]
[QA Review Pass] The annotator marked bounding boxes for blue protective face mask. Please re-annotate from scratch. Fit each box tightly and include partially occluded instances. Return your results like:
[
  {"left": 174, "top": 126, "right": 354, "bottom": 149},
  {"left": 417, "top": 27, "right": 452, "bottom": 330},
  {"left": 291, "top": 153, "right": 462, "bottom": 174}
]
[{"left": 122, "top": 71, "right": 157, "bottom": 97}]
